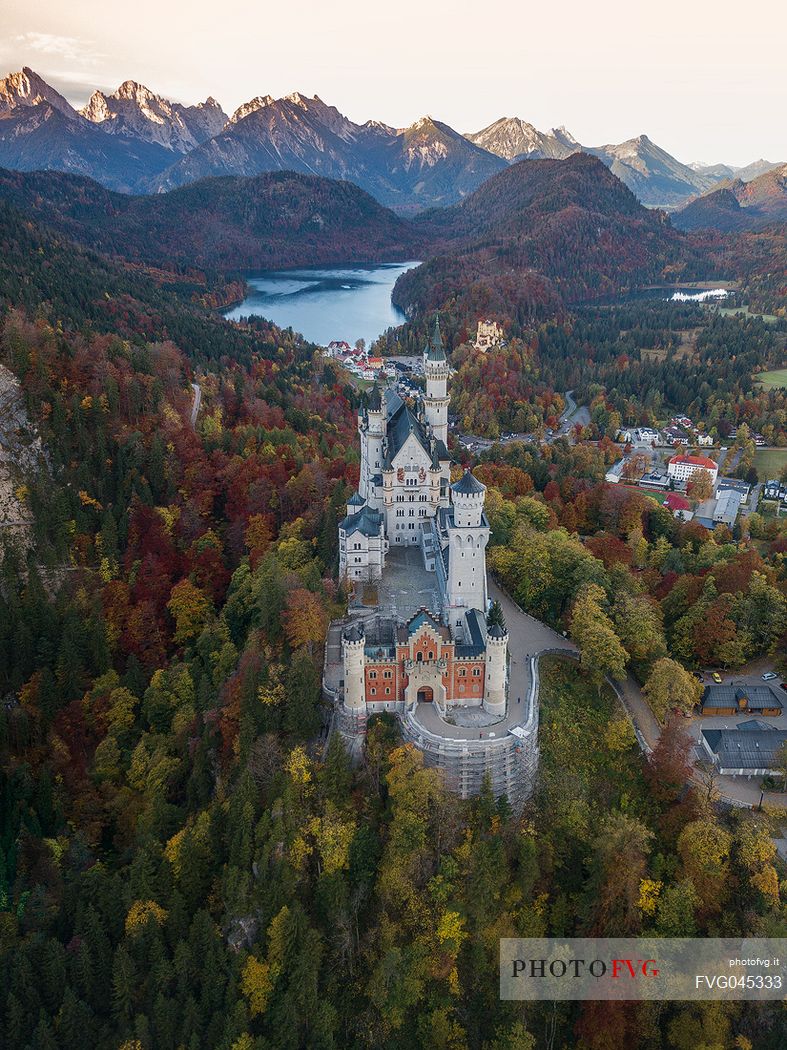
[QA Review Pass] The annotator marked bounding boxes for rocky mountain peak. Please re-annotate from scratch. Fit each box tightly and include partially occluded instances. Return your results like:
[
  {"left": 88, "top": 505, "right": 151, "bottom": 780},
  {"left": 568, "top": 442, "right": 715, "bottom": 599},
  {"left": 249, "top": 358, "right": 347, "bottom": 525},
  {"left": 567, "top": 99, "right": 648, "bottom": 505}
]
[
  {"left": 229, "top": 95, "right": 275, "bottom": 124},
  {"left": 0, "top": 67, "right": 77, "bottom": 120}
]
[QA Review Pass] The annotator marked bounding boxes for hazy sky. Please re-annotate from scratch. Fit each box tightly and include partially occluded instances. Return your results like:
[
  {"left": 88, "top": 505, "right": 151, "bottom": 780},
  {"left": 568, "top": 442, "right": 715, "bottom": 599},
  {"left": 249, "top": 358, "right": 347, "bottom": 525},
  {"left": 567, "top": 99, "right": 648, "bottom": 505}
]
[{"left": 2, "top": 0, "right": 784, "bottom": 165}]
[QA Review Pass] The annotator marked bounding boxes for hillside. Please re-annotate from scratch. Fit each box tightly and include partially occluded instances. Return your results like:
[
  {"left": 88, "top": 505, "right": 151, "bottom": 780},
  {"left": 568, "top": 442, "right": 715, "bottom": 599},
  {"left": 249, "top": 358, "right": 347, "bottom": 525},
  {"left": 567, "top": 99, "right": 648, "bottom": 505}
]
[
  {"left": 674, "top": 164, "right": 787, "bottom": 232},
  {"left": 0, "top": 167, "right": 421, "bottom": 272},
  {"left": 392, "top": 153, "right": 696, "bottom": 327}
]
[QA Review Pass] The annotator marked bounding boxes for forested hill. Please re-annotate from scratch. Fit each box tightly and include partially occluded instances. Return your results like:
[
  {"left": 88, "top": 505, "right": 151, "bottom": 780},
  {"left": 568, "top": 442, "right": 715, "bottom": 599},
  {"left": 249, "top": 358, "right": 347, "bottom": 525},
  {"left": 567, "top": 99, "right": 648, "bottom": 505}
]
[
  {"left": 0, "top": 199, "right": 319, "bottom": 367},
  {"left": 392, "top": 154, "right": 702, "bottom": 332},
  {"left": 0, "top": 167, "right": 421, "bottom": 273}
]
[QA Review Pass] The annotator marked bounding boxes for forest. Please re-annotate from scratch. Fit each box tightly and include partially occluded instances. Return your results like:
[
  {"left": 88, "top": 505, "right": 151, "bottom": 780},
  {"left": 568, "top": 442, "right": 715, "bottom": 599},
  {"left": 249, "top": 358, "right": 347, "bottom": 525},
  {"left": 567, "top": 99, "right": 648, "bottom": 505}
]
[{"left": 1, "top": 177, "right": 787, "bottom": 1050}]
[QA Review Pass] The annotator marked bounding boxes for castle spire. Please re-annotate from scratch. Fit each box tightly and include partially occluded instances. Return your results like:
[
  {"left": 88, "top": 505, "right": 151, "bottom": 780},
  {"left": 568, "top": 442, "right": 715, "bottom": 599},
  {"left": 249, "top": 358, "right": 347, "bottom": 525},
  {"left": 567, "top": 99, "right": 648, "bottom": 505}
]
[{"left": 425, "top": 312, "right": 446, "bottom": 363}]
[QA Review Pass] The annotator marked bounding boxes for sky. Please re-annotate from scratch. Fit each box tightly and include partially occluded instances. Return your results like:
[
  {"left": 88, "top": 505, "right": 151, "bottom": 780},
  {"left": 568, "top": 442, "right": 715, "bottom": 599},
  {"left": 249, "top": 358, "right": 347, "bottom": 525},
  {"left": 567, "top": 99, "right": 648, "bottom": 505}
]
[{"left": 1, "top": 0, "right": 785, "bottom": 166}]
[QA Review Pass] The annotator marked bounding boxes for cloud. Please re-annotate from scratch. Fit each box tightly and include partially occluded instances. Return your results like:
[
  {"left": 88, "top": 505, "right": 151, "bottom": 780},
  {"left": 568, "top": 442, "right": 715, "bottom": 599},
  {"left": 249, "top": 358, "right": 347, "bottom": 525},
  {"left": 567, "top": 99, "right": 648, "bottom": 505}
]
[{"left": 13, "top": 32, "right": 105, "bottom": 66}]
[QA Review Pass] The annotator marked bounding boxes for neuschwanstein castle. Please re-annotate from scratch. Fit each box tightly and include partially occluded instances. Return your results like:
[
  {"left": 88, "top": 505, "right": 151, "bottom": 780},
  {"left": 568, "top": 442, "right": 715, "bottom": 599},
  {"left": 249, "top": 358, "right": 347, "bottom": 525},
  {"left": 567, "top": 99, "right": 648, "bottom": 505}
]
[{"left": 337, "top": 318, "right": 509, "bottom": 718}]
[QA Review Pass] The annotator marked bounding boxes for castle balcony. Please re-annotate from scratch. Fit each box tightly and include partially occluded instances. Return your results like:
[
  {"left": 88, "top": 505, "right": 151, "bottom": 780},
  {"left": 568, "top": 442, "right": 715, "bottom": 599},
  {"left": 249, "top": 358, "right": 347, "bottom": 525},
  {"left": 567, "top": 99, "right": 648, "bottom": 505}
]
[{"left": 403, "top": 657, "right": 448, "bottom": 673}]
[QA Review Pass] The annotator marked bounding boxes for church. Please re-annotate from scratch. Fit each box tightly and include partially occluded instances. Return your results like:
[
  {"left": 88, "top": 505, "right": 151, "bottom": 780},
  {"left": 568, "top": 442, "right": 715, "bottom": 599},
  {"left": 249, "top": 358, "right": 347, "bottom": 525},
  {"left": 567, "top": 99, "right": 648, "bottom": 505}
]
[{"left": 337, "top": 318, "right": 509, "bottom": 718}]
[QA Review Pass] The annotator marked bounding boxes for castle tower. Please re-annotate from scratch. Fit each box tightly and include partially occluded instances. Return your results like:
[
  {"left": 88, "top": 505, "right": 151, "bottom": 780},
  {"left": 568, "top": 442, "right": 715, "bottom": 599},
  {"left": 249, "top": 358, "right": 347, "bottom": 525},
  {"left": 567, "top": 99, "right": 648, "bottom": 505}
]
[
  {"left": 446, "top": 470, "right": 490, "bottom": 637},
  {"left": 342, "top": 622, "right": 366, "bottom": 711},
  {"left": 358, "top": 385, "right": 385, "bottom": 506},
  {"left": 483, "top": 624, "right": 508, "bottom": 716},
  {"left": 423, "top": 314, "right": 450, "bottom": 448}
]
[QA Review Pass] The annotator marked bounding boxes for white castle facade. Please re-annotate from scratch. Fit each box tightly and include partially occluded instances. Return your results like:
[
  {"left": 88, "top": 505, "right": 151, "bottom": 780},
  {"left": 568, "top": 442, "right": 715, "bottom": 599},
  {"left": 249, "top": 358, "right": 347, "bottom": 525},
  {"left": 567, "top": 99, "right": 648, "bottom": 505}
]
[{"left": 337, "top": 318, "right": 509, "bottom": 719}]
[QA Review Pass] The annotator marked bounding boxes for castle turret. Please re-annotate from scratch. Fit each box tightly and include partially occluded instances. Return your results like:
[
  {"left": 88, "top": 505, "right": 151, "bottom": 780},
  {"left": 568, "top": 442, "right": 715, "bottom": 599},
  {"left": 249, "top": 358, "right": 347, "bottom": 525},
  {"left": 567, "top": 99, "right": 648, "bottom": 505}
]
[
  {"left": 359, "top": 385, "right": 385, "bottom": 506},
  {"left": 423, "top": 314, "right": 450, "bottom": 447},
  {"left": 342, "top": 622, "right": 366, "bottom": 711},
  {"left": 346, "top": 491, "right": 365, "bottom": 516},
  {"left": 446, "top": 470, "right": 490, "bottom": 635},
  {"left": 484, "top": 623, "right": 508, "bottom": 716}
]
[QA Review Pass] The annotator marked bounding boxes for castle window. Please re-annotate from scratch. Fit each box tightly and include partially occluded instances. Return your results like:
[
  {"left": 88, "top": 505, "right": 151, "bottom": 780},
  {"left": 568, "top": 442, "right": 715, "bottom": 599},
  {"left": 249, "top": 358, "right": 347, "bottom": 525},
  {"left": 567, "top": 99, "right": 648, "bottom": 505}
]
[
  {"left": 416, "top": 652, "right": 423, "bottom": 662},
  {"left": 458, "top": 668, "right": 466, "bottom": 677},
  {"left": 370, "top": 687, "right": 376, "bottom": 695},
  {"left": 384, "top": 670, "right": 392, "bottom": 679},
  {"left": 409, "top": 509, "right": 414, "bottom": 517},
  {"left": 369, "top": 671, "right": 377, "bottom": 679},
  {"left": 473, "top": 668, "right": 481, "bottom": 676},
  {"left": 428, "top": 651, "right": 434, "bottom": 660},
  {"left": 385, "top": 687, "right": 391, "bottom": 695}
]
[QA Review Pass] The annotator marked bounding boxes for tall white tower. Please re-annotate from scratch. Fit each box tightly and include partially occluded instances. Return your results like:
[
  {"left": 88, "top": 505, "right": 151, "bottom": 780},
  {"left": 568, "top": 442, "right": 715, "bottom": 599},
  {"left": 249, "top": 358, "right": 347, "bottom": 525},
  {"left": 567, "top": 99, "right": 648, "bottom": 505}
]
[
  {"left": 342, "top": 622, "right": 366, "bottom": 711},
  {"left": 446, "top": 470, "right": 490, "bottom": 637},
  {"left": 358, "top": 386, "right": 385, "bottom": 507},
  {"left": 423, "top": 315, "right": 450, "bottom": 448},
  {"left": 483, "top": 624, "right": 508, "bottom": 716}
]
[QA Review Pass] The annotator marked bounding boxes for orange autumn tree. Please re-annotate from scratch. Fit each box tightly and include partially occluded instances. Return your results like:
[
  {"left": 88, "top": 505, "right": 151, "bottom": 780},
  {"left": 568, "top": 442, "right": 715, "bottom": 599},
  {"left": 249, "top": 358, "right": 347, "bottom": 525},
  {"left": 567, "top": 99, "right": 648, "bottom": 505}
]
[
  {"left": 245, "top": 513, "right": 273, "bottom": 568},
  {"left": 283, "top": 588, "right": 328, "bottom": 654}
]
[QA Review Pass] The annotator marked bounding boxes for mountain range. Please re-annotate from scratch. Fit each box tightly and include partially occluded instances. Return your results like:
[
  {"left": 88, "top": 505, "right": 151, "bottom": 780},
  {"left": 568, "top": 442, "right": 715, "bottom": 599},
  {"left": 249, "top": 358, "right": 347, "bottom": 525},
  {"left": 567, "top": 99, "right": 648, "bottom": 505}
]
[
  {"left": 0, "top": 67, "right": 782, "bottom": 211},
  {"left": 0, "top": 151, "right": 712, "bottom": 334},
  {"left": 672, "top": 164, "right": 787, "bottom": 232}
]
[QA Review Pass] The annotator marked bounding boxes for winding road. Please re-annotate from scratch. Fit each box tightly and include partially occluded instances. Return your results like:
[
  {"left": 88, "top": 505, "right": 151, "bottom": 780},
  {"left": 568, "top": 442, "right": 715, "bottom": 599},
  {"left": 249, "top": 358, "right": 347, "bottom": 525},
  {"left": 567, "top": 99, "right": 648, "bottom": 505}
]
[{"left": 190, "top": 381, "right": 202, "bottom": 428}]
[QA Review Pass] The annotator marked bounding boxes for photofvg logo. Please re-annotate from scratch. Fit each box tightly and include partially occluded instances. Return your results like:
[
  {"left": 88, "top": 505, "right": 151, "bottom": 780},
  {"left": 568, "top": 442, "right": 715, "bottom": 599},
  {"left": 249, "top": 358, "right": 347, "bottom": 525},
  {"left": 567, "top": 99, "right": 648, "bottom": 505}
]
[
  {"left": 500, "top": 938, "right": 787, "bottom": 1001},
  {"left": 513, "top": 955, "right": 660, "bottom": 981}
]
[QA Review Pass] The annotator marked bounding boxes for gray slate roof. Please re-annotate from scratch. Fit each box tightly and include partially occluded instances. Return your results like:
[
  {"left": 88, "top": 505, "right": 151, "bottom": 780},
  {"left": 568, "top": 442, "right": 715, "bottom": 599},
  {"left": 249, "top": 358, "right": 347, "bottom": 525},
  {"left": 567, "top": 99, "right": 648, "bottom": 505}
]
[
  {"left": 452, "top": 470, "right": 485, "bottom": 495},
  {"left": 455, "top": 608, "right": 487, "bottom": 658},
  {"left": 425, "top": 314, "right": 446, "bottom": 363},
  {"left": 702, "top": 725, "right": 787, "bottom": 770},
  {"left": 385, "top": 400, "right": 431, "bottom": 465},
  {"left": 700, "top": 685, "right": 783, "bottom": 712},
  {"left": 340, "top": 505, "right": 383, "bottom": 538}
]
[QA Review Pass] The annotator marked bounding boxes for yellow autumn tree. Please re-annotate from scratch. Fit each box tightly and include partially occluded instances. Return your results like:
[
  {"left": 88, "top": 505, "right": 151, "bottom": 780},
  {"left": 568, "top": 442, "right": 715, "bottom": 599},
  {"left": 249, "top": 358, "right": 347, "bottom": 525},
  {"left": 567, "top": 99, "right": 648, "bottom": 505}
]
[
  {"left": 125, "top": 900, "right": 167, "bottom": 935},
  {"left": 241, "top": 955, "right": 274, "bottom": 1017},
  {"left": 167, "top": 578, "right": 212, "bottom": 643}
]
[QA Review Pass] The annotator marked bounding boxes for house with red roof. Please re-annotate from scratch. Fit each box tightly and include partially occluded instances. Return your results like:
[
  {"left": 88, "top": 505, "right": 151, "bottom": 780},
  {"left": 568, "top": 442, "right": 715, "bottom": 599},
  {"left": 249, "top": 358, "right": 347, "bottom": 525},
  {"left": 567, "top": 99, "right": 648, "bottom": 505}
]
[{"left": 667, "top": 453, "right": 718, "bottom": 486}]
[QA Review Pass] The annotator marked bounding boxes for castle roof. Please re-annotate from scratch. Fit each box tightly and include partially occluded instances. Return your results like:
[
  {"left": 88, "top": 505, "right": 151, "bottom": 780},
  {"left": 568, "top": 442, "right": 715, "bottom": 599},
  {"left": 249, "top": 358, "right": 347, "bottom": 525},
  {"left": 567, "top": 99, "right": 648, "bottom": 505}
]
[
  {"left": 347, "top": 491, "right": 365, "bottom": 507},
  {"left": 451, "top": 469, "right": 486, "bottom": 495},
  {"left": 385, "top": 398, "right": 431, "bottom": 465},
  {"left": 425, "top": 313, "right": 446, "bottom": 363},
  {"left": 405, "top": 608, "right": 443, "bottom": 635},
  {"left": 340, "top": 505, "right": 383, "bottom": 538},
  {"left": 455, "top": 608, "right": 487, "bottom": 657}
]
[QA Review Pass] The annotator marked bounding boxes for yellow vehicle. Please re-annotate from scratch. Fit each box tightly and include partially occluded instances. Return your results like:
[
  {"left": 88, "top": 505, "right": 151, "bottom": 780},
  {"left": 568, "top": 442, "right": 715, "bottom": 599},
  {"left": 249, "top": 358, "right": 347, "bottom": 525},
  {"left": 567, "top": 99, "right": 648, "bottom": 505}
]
[{"left": 711, "top": 672, "right": 722, "bottom": 684}]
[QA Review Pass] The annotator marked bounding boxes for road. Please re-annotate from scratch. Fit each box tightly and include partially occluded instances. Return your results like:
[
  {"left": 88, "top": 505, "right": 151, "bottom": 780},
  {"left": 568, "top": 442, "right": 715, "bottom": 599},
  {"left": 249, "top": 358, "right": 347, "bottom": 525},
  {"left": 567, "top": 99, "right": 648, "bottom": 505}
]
[
  {"left": 190, "top": 382, "right": 202, "bottom": 428},
  {"left": 456, "top": 391, "right": 589, "bottom": 452}
]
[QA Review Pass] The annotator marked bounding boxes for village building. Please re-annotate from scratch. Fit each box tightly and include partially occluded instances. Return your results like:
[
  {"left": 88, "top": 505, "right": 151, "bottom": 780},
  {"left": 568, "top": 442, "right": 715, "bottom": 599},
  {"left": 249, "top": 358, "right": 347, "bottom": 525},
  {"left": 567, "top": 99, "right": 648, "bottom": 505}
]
[
  {"left": 698, "top": 684, "right": 783, "bottom": 718},
  {"left": 701, "top": 721, "right": 787, "bottom": 777},
  {"left": 667, "top": 453, "right": 719, "bottom": 487}
]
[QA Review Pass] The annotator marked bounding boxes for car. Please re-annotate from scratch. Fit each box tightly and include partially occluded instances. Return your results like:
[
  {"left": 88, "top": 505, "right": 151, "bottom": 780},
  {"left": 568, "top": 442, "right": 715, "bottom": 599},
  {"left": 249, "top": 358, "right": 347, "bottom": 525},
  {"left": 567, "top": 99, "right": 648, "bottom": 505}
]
[
  {"left": 693, "top": 671, "right": 704, "bottom": 682},
  {"left": 711, "top": 672, "right": 722, "bottom": 683},
  {"left": 761, "top": 671, "right": 777, "bottom": 681}
]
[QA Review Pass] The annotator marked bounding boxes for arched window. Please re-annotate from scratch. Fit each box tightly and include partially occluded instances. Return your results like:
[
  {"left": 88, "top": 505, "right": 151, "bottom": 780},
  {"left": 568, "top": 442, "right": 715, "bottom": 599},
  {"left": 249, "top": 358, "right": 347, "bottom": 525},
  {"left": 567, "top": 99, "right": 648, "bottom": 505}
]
[
  {"left": 416, "top": 652, "right": 423, "bottom": 662},
  {"left": 428, "top": 651, "right": 434, "bottom": 660}
]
